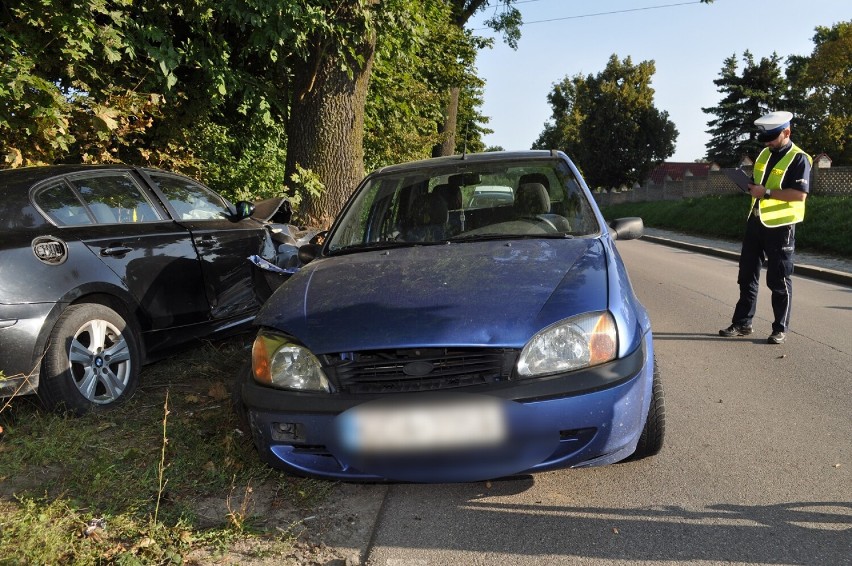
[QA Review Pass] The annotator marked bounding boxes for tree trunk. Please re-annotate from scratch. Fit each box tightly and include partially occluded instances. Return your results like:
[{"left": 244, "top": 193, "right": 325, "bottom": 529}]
[
  {"left": 433, "top": 86, "right": 460, "bottom": 157},
  {"left": 430, "top": 0, "right": 487, "bottom": 158},
  {"left": 285, "top": 34, "right": 376, "bottom": 228}
]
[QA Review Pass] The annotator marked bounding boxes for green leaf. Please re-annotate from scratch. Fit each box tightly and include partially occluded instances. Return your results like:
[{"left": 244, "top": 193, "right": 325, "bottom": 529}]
[
  {"left": 104, "top": 46, "right": 121, "bottom": 63},
  {"left": 94, "top": 106, "right": 121, "bottom": 131}
]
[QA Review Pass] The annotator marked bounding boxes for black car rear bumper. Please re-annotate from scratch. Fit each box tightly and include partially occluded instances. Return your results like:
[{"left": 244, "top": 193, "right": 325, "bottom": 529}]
[{"left": 0, "top": 302, "right": 55, "bottom": 396}]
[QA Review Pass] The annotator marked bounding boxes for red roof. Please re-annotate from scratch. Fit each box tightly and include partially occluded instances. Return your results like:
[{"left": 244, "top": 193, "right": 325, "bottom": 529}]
[{"left": 648, "top": 162, "right": 715, "bottom": 184}]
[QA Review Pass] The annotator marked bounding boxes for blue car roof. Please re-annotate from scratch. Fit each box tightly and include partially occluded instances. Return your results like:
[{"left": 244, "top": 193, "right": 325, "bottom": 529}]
[{"left": 370, "top": 150, "right": 562, "bottom": 176}]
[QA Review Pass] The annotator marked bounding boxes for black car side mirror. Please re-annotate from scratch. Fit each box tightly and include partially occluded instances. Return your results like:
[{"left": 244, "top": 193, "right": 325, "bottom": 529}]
[{"left": 225, "top": 200, "right": 256, "bottom": 222}]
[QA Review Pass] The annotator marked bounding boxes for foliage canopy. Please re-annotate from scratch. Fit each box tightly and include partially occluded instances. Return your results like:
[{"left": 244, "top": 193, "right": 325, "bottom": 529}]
[
  {"left": 0, "top": 0, "right": 495, "bottom": 215},
  {"left": 533, "top": 55, "right": 678, "bottom": 189},
  {"left": 703, "top": 21, "right": 851, "bottom": 166}
]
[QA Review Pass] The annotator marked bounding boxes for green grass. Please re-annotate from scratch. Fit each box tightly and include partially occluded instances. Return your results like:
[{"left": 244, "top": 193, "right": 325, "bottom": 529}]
[
  {"left": 0, "top": 336, "right": 334, "bottom": 564},
  {"left": 600, "top": 194, "right": 852, "bottom": 258}
]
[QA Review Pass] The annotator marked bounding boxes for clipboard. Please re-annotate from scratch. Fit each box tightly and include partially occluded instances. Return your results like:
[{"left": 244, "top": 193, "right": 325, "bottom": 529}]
[{"left": 724, "top": 168, "right": 754, "bottom": 193}]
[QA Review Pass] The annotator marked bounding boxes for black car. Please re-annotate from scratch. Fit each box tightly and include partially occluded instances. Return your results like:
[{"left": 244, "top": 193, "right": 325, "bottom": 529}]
[{"left": 0, "top": 165, "right": 290, "bottom": 414}]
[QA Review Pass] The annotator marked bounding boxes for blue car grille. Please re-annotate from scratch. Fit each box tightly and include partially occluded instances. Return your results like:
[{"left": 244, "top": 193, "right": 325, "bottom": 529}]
[{"left": 321, "top": 348, "right": 518, "bottom": 394}]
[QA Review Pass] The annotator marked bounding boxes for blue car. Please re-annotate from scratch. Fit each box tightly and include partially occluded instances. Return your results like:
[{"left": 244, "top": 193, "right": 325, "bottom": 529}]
[{"left": 234, "top": 150, "right": 663, "bottom": 482}]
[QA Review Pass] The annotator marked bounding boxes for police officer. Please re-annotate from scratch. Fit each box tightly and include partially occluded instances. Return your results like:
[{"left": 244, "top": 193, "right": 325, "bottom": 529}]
[{"left": 719, "top": 111, "right": 812, "bottom": 344}]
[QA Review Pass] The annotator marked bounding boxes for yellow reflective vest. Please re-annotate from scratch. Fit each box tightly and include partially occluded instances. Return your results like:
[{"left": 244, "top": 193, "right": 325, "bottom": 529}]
[{"left": 750, "top": 144, "right": 812, "bottom": 227}]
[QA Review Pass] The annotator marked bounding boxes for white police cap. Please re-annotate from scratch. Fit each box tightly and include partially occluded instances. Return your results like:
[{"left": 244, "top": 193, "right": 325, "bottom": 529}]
[{"left": 755, "top": 111, "right": 793, "bottom": 142}]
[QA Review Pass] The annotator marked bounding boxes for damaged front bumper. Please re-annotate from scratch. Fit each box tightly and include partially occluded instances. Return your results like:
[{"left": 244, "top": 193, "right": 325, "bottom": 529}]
[{"left": 237, "top": 337, "right": 654, "bottom": 482}]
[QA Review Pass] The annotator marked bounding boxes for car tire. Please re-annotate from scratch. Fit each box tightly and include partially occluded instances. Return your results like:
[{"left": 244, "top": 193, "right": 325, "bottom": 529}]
[
  {"left": 631, "top": 359, "right": 665, "bottom": 459},
  {"left": 39, "top": 303, "right": 141, "bottom": 415}
]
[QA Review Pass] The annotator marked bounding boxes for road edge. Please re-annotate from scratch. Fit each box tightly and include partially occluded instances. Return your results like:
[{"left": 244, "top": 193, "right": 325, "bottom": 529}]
[{"left": 640, "top": 235, "right": 852, "bottom": 288}]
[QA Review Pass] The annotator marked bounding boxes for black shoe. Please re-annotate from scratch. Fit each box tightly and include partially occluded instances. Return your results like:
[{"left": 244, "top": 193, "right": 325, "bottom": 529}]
[
  {"left": 767, "top": 331, "right": 786, "bottom": 344},
  {"left": 719, "top": 324, "right": 754, "bottom": 337}
]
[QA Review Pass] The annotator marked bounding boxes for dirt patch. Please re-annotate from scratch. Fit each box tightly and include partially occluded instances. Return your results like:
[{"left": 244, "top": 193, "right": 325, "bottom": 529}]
[{"left": 186, "top": 480, "right": 387, "bottom": 565}]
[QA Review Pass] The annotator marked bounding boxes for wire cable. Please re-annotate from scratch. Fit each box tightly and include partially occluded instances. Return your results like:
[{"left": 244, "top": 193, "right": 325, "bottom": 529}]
[{"left": 474, "top": 1, "right": 704, "bottom": 29}]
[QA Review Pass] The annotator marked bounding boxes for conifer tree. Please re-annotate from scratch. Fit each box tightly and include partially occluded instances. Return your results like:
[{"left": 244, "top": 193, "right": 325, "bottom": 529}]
[{"left": 703, "top": 51, "right": 785, "bottom": 167}]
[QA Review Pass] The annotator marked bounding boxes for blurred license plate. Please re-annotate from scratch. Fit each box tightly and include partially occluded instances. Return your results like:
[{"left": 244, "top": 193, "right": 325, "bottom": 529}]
[{"left": 347, "top": 398, "right": 506, "bottom": 453}]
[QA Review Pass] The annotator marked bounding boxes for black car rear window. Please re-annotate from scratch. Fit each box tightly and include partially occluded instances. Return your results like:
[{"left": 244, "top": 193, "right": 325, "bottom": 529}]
[
  {"left": 68, "top": 174, "right": 162, "bottom": 224},
  {"left": 35, "top": 181, "right": 93, "bottom": 226},
  {"left": 33, "top": 174, "right": 163, "bottom": 226}
]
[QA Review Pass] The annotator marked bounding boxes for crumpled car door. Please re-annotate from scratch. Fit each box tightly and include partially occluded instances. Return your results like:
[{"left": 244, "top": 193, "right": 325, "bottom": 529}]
[
  {"left": 45, "top": 172, "right": 211, "bottom": 328},
  {"left": 144, "top": 172, "right": 267, "bottom": 319}
]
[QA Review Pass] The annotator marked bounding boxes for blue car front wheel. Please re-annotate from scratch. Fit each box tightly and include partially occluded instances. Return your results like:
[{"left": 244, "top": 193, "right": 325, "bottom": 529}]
[{"left": 631, "top": 358, "right": 665, "bottom": 459}]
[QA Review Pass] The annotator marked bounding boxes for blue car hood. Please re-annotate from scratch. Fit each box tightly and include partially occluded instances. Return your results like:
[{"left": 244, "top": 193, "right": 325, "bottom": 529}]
[{"left": 257, "top": 239, "right": 609, "bottom": 353}]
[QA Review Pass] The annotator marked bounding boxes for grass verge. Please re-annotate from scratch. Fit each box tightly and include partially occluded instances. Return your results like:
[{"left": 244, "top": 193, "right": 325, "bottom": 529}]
[
  {"left": 0, "top": 336, "right": 335, "bottom": 565},
  {"left": 600, "top": 194, "right": 852, "bottom": 258}
]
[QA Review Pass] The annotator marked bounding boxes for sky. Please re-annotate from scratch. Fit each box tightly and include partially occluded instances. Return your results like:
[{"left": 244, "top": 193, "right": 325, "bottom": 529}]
[{"left": 468, "top": 0, "right": 849, "bottom": 162}]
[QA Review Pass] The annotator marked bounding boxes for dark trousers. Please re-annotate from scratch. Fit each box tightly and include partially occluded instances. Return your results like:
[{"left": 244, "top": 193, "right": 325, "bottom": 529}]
[{"left": 732, "top": 214, "right": 796, "bottom": 333}]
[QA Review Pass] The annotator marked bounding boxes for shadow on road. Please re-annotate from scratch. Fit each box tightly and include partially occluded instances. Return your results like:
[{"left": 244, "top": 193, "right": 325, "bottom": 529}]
[{"left": 372, "top": 478, "right": 851, "bottom": 564}]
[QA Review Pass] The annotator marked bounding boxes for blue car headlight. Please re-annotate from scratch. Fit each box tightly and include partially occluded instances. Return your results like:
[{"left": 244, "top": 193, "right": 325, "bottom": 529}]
[
  {"left": 251, "top": 332, "right": 331, "bottom": 392},
  {"left": 517, "top": 311, "right": 618, "bottom": 377}
]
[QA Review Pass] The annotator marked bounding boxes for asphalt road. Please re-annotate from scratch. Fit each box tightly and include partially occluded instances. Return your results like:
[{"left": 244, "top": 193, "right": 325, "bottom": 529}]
[{"left": 358, "top": 238, "right": 852, "bottom": 566}]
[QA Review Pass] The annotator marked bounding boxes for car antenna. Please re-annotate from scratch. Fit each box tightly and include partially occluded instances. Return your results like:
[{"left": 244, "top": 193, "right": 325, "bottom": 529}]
[{"left": 461, "top": 122, "right": 469, "bottom": 159}]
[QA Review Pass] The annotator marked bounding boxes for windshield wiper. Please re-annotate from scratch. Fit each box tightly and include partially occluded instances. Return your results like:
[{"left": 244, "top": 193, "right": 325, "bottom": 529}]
[
  {"left": 327, "top": 240, "right": 436, "bottom": 256},
  {"left": 449, "top": 233, "right": 574, "bottom": 243}
]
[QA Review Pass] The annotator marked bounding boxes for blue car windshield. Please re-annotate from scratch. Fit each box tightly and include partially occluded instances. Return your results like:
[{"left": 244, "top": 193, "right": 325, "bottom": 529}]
[{"left": 327, "top": 159, "right": 601, "bottom": 253}]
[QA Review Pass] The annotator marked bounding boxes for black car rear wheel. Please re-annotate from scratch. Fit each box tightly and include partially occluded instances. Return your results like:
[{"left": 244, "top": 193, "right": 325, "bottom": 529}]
[
  {"left": 39, "top": 303, "right": 141, "bottom": 415},
  {"left": 631, "top": 358, "right": 665, "bottom": 459}
]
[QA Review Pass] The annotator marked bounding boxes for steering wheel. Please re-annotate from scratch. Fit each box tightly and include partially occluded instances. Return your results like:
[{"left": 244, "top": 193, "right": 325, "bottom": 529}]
[{"left": 521, "top": 215, "right": 558, "bottom": 232}]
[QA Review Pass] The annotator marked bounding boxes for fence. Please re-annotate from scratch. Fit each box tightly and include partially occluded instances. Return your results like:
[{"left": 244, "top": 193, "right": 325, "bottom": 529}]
[{"left": 593, "top": 166, "right": 852, "bottom": 207}]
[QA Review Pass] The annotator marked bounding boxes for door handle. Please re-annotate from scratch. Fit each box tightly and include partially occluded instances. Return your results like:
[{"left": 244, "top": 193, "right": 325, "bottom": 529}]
[{"left": 100, "top": 246, "right": 133, "bottom": 257}]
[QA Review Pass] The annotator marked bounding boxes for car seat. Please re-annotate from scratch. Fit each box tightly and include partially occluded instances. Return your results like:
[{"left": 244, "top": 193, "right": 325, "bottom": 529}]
[
  {"left": 88, "top": 202, "right": 118, "bottom": 223},
  {"left": 514, "top": 183, "right": 571, "bottom": 232},
  {"left": 433, "top": 183, "right": 465, "bottom": 235},
  {"left": 404, "top": 192, "right": 449, "bottom": 242},
  {"left": 433, "top": 184, "right": 462, "bottom": 210}
]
